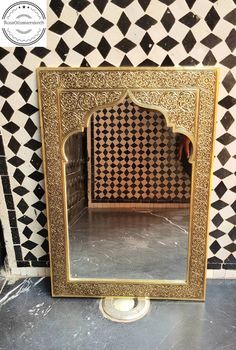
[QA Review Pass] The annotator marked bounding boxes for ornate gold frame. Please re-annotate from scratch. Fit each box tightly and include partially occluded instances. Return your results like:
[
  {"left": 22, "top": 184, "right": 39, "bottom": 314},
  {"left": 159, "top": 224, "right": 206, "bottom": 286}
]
[{"left": 37, "top": 67, "right": 219, "bottom": 300}]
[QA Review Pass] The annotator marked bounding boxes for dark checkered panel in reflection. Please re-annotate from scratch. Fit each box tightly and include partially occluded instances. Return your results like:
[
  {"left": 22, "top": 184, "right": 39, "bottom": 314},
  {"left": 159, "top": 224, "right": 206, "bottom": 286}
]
[{"left": 90, "top": 98, "right": 191, "bottom": 203}]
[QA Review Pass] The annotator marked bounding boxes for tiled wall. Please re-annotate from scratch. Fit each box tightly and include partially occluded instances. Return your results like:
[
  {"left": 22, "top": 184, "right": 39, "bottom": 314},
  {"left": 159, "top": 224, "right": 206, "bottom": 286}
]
[
  {"left": 0, "top": 0, "right": 235, "bottom": 273},
  {"left": 88, "top": 98, "right": 191, "bottom": 205},
  {"left": 65, "top": 132, "right": 87, "bottom": 226}
]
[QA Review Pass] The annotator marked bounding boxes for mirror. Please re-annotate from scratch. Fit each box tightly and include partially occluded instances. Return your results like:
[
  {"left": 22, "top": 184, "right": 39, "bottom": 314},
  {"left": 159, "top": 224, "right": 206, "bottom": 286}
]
[
  {"left": 38, "top": 67, "right": 218, "bottom": 299},
  {"left": 66, "top": 98, "right": 192, "bottom": 281}
]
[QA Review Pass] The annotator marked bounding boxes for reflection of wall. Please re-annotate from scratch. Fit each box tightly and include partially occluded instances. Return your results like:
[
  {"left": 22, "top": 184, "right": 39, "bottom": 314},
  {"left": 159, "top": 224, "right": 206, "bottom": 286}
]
[
  {"left": 0, "top": 1, "right": 235, "bottom": 274},
  {"left": 88, "top": 99, "right": 191, "bottom": 206},
  {"left": 65, "top": 133, "right": 87, "bottom": 226}
]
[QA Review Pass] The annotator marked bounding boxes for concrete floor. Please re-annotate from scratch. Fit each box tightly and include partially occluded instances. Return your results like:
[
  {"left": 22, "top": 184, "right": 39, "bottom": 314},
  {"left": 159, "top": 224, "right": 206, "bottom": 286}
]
[
  {"left": 0, "top": 278, "right": 236, "bottom": 350},
  {"left": 69, "top": 208, "right": 189, "bottom": 280}
]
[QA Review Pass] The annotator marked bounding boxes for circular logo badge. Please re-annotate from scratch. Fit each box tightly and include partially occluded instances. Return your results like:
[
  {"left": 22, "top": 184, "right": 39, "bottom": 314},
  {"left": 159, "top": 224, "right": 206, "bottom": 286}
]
[{"left": 2, "top": 1, "right": 46, "bottom": 46}]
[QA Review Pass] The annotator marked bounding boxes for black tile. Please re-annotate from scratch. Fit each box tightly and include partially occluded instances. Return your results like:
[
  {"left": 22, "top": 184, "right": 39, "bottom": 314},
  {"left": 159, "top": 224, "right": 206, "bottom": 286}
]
[
  {"left": 5, "top": 195, "right": 14, "bottom": 210},
  {"left": 74, "top": 15, "right": 88, "bottom": 37},
  {"left": 182, "top": 30, "right": 196, "bottom": 53},
  {"left": 49, "top": 20, "right": 70, "bottom": 35},
  {"left": 179, "top": 11, "right": 200, "bottom": 28},
  {"left": 12, "top": 66, "right": 33, "bottom": 79},
  {"left": 24, "top": 252, "right": 37, "bottom": 261},
  {"left": 80, "top": 58, "right": 90, "bottom": 67},
  {"left": 19, "top": 103, "right": 38, "bottom": 116},
  {"left": 138, "top": 0, "right": 151, "bottom": 11},
  {"left": 32, "top": 260, "right": 49, "bottom": 267},
  {"left": 202, "top": 50, "right": 217, "bottom": 65},
  {"left": 37, "top": 212, "right": 47, "bottom": 227},
  {"left": 217, "top": 132, "right": 235, "bottom": 146},
  {"left": 19, "top": 81, "right": 33, "bottom": 102},
  {"left": 111, "top": 0, "right": 134, "bottom": 8},
  {"left": 0, "top": 47, "right": 9, "bottom": 60},
  {"left": 115, "top": 38, "right": 136, "bottom": 53},
  {"left": 30, "top": 47, "right": 50, "bottom": 59},
  {"left": 94, "top": 0, "right": 108, "bottom": 13},
  {"left": 1, "top": 101, "right": 14, "bottom": 120},
  {"left": 157, "top": 36, "right": 178, "bottom": 51},
  {"left": 37, "top": 229, "right": 48, "bottom": 238},
  {"left": 55, "top": 38, "right": 69, "bottom": 61},
  {"left": 220, "top": 54, "right": 236, "bottom": 69},
  {"left": 205, "top": 6, "right": 220, "bottom": 30},
  {"left": 0, "top": 135, "right": 5, "bottom": 156},
  {"left": 97, "top": 36, "right": 111, "bottom": 58},
  {"left": 8, "top": 136, "right": 20, "bottom": 154},
  {"left": 230, "top": 186, "right": 236, "bottom": 194},
  {"left": 1, "top": 176, "right": 11, "bottom": 194},
  {"left": 17, "top": 198, "right": 29, "bottom": 214},
  {"left": 23, "top": 226, "right": 33, "bottom": 239},
  {"left": 226, "top": 215, "right": 236, "bottom": 226},
  {"left": 18, "top": 215, "right": 33, "bottom": 225},
  {"left": 213, "top": 168, "right": 232, "bottom": 179},
  {"left": 140, "top": 32, "right": 154, "bottom": 54},
  {"left": 218, "top": 96, "right": 236, "bottom": 109},
  {"left": 207, "top": 262, "right": 221, "bottom": 269},
  {"left": 0, "top": 86, "right": 14, "bottom": 98},
  {"left": 161, "top": 8, "right": 175, "bottom": 32},
  {"left": 11, "top": 227, "right": 20, "bottom": 244},
  {"left": 30, "top": 153, "right": 42, "bottom": 170},
  {"left": 13, "top": 186, "right": 29, "bottom": 196},
  {"left": 179, "top": 56, "right": 199, "bottom": 66},
  {"left": 24, "top": 139, "right": 41, "bottom": 151},
  {"left": 17, "top": 261, "right": 30, "bottom": 267},
  {"left": 222, "top": 71, "right": 236, "bottom": 93},
  {"left": 92, "top": 17, "right": 113, "bottom": 32},
  {"left": 0, "top": 63, "right": 8, "bottom": 83},
  {"left": 223, "top": 263, "right": 236, "bottom": 270},
  {"left": 49, "top": 0, "right": 64, "bottom": 17},
  {"left": 200, "top": 33, "right": 221, "bottom": 49},
  {"left": 211, "top": 200, "right": 228, "bottom": 210},
  {"left": 24, "top": 118, "right": 37, "bottom": 137},
  {"left": 34, "top": 185, "right": 45, "bottom": 199},
  {"left": 229, "top": 227, "right": 236, "bottom": 241},
  {"left": 73, "top": 41, "right": 95, "bottom": 56},
  {"left": 212, "top": 213, "right": 223, "bottom": 227},
  {"left": 2, "top": 121, "right": 20, "bottom": 134},
  {"left": 117, "top": 12, "right": 131, "bottom": 36},
  {"left": 120, "top": 55, "right": 133, "bottom": 66},
  {"left": 13, "top": 47, "right": 27, "bottom": 64},
  {"left": 209, "top": 229, "right": 225, "bottom": 239},
  {"left": 41, "top": 239, "right": 49, "bottom": 253},
  {"left": 0, "top": 157, "right": 8, "bottom": 175},
  {"left": 224, "top": 243, "right": 236, "bottom": 253},
  {"left": 210, "top": 240, "right": 221, "bottom": 254},
  {"left": 32, "top": 201, "right": 46, "bottom": 211},
  {"left": 138, "top": 59, "right": 158, "bottom": 67},
  {"left": 69, "top": 0, "right": 90, "bottom": 11},
  {"left": 217, "top": 147, "right": 231, "bottom": 166},
  {"left": 208, "top": 256, "right": 223, "bottom": 264},
  {"left": 223, "top": 8, "right": 236, "bottom": 25},
  {"left": 135, "top": 14, "right": 157, "bottom": 30},
  {"left": 225, "top": 28, "right": 236, "bottom": 52},
  {"left": 215, "top": 181, "right": 227, "bottom": 198},
  {"left": 8, "top": 210, "right": 17, "bottom": 227},
  {"left": 13, "top": 168, "right": 25, "bottom": 185},
  {"left": 158, "top": 0, "right": 175, "bottom": 4},
  {"left": 29, "top": 171, "right": 44, "bottom": 181},
  {"left": 161, "top": 55, "right": 174, "bottom": 66},
  {"left": 14, "top": 246, "right": 22, "bottom": 260},
  {"left": 99, "top": 61, "right": 114, "bottom": 67},
  {"left": 8, "top": 156, "right": 25, "bottom": 167}
]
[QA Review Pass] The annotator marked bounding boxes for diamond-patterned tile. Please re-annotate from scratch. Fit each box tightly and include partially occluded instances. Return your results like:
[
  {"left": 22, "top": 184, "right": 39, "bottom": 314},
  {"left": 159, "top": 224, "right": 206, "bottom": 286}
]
[
  {"left": 179, "top": 11, "right": 200, "bottom": 28},
  {"left": 117, "top": 12, "right": 131, "bottom": 36},
  {"left": 135, "top": 14, "right": 157, "bottom": 30},
  {"left": 74, "top": 15, "right": 89, "bottom": 38},
  {"left": 92, "top": 17, "right": 113, "bottom": 33},
  {"left": 161, "top": 8, "right": 175, "bottom": 32}
]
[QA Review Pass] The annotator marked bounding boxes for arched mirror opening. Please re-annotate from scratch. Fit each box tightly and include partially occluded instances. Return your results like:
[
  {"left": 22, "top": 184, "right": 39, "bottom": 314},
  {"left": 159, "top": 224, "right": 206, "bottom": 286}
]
[{"left": 65, "top": 97, "right": 193, "bottom": 281}]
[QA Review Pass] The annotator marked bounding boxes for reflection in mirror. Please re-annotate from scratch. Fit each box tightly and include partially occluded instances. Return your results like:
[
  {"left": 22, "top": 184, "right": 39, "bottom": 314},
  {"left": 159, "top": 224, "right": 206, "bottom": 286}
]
[{"left": 65, "top": 98, "right": 192, "bottom": 280}]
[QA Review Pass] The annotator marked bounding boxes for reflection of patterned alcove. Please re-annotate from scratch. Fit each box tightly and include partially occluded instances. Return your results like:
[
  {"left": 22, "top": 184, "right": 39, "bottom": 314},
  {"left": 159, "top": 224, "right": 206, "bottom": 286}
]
[{"left": 88, "top": 98, "right": 191, "bottom": 206}]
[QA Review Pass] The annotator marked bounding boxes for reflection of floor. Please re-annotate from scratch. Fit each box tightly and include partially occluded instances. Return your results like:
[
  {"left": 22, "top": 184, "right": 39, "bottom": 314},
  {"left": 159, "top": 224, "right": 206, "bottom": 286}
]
[{"left": 69, "top": 208, "right": 189, "bottom": 280}]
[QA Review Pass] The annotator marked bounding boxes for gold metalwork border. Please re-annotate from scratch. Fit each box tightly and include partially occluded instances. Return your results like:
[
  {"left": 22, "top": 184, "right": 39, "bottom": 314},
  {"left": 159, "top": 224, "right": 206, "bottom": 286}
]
[{"left": 37, "top": 67, "right": 219, "bottom": 300}]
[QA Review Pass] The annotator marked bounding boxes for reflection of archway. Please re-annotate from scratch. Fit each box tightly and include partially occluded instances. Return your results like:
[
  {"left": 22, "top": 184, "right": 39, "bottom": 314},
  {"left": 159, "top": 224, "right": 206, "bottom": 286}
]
[{"left": 64, "top": 96, "right": 192, "bottom": 226}]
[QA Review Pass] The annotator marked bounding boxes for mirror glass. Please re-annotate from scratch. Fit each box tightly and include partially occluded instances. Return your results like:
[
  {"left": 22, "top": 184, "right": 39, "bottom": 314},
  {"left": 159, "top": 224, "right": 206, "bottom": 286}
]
[{"left": 65, "top": 98, "right": 192, "bottom": 280}]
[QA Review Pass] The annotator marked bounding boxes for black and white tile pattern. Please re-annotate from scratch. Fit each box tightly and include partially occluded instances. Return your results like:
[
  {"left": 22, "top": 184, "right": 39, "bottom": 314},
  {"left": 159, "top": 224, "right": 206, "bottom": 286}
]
[
  {"left": 89, "top": 99, "right": 191, "bottom": 204},
  {"left": 0, "top": 0, "right": 235, "bottom": 271}
]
